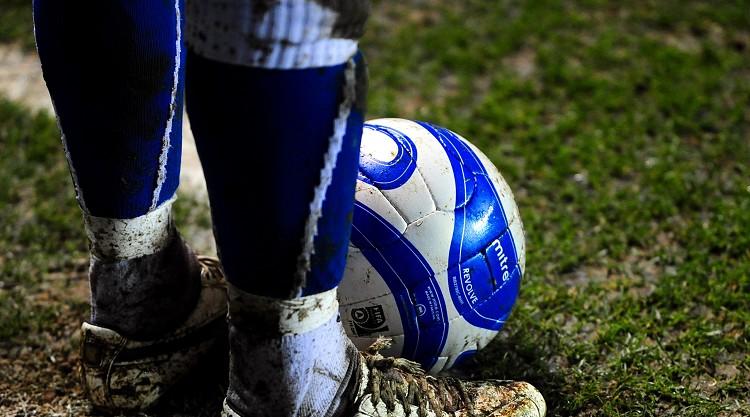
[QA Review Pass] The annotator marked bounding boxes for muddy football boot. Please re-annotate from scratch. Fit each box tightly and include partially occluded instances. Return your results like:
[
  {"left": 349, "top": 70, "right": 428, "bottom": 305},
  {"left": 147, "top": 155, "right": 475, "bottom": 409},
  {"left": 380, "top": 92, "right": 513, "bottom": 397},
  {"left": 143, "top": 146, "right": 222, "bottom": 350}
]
[
  {"left": 80, "top": 256, "right": 227, "bottom": 412},
  {"left": 343, "top": 339, "right": 546, "bottom": 417},
  {"left": 220, "top": 337, "right": 546, "bottom": 417}
]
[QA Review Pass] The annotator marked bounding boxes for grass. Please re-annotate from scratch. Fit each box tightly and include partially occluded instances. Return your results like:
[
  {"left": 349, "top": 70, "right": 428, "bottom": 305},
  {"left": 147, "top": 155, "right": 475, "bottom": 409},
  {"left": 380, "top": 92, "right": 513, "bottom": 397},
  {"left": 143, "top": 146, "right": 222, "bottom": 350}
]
[
  {"left": 0, "top": 0, "right": 36, "bottom": 50},
  {"left": 0, "top": 99, "right": 85, "bottom": 340},
  {"left": 364, "top": 0, "right": 750, "bottom": 415},
  {"left": 1, "top": 0, "right": 749, "bottom": 416}
]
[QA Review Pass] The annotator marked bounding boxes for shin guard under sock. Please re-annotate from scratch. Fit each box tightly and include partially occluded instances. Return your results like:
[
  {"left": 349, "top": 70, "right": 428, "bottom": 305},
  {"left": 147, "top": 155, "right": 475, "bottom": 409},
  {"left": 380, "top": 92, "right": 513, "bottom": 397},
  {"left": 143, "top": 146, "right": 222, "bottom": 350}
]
[
  {"left": 186, "top": 47, "right": 367, "bottom": 298},
  {"left": 33, "top": 0, "right": 186, "bottom": 218}
]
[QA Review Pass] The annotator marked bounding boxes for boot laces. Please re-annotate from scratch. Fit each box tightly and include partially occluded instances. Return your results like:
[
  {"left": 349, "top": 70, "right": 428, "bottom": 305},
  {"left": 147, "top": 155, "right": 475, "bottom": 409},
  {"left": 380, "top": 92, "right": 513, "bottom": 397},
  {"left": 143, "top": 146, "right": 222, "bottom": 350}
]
[
  {"left": 197, "top": 256, "right": 224, "bottom": 283},
  {"left": 362, "top": 338, "right": 473, "bottom": 417}
]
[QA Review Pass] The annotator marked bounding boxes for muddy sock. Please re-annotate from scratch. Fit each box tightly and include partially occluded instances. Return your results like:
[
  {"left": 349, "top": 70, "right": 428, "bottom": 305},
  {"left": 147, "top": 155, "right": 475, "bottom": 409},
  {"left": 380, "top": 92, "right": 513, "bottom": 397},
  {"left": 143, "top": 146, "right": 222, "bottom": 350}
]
[
  {"left": 186, "top": 51, "right": 367, "bottom": 299},
  {"left": 85, "top": 199, "right": 202, "bottom": 341},
  {"left": 225, "top": 284, "right": 358, "bottom": 417}
]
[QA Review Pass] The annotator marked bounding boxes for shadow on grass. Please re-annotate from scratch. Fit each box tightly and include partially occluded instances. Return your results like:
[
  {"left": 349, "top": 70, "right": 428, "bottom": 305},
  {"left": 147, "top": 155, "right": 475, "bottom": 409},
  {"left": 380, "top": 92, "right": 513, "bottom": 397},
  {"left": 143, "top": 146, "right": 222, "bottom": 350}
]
[{"left": 446, "top": 328, "right": 567, "bottom": 415}]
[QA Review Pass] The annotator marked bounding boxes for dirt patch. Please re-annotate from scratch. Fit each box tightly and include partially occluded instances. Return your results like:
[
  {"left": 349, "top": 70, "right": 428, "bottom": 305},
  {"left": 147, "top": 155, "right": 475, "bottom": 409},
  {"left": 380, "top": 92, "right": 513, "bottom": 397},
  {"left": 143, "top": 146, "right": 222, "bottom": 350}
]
[{"left": 503, "top": 47, "right": 537, "bottom": 79}]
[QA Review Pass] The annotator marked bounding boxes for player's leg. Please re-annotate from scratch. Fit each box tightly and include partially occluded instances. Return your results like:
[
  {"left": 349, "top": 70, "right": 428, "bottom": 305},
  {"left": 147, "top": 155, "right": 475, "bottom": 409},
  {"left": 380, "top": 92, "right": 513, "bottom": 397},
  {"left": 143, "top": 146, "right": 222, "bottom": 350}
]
[
  {"left": 186, "top": 1, "right": 546, "bottom": 416},
  {"left": 185, "top": 1, "right": 368, "bottom": 415},
  {"left": 33, "top": 0, "right": 226, "bottom": 411},
  {"left": 33, "top": 0, "right": 195, "bottom": 338}
]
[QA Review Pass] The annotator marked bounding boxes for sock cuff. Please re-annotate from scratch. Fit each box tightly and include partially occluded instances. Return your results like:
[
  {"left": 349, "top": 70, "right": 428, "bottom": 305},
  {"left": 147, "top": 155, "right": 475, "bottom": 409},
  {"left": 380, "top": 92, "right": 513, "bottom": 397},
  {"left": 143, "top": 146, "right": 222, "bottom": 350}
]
[
  {"left": 228, "top": 284, "right": 339, "bottom": 335},
  {"left": 186, "top": 0, "right": 366, "bottom": 69},
  {"left": 84, "top": 197, "right": 175, "bottom": 261}
]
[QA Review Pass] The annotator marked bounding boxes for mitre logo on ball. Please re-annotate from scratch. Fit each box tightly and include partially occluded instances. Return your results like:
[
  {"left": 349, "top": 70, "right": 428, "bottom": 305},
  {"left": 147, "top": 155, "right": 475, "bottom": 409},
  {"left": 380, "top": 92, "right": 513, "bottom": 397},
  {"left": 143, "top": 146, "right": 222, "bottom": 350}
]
[{"left": 339, "top": 118, "right": 526, "bottom": 374}]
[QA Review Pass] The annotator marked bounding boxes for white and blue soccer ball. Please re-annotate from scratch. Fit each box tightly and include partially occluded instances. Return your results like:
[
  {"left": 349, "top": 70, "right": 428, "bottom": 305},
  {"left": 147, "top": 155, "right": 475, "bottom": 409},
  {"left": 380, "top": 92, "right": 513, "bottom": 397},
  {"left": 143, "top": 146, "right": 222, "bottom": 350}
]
[{"left": 339, "top": 118, "right": 526, "bottom": 374}]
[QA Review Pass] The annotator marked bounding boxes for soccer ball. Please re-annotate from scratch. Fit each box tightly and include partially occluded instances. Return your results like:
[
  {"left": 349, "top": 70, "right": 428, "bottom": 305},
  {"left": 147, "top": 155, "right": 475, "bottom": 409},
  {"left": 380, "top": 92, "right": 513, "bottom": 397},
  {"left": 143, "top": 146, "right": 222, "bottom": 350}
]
[{"left": 338, "top": 118, "right": 526, "bottom": 374}]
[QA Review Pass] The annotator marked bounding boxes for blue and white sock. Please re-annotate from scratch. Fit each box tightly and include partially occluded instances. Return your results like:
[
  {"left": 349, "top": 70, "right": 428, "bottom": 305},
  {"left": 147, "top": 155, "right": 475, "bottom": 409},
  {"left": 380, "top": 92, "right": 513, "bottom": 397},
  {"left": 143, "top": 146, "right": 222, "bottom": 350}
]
[
  {"left": 185, "top": 0, "right": 369, "bottom": 415},
  {"left": 33, "top": 0, "right": 201, "bottom": 339}
]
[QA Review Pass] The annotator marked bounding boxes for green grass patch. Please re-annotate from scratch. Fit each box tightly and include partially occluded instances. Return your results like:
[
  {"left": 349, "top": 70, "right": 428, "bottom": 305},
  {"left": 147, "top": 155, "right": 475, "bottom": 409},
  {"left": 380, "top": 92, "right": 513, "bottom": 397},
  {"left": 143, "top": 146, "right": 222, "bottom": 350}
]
[
  {"left": 0, "top": 0, "right": 35, "bottom": 50},
  {"left": 0, "top": 98, "right": 86, "bottom": 339},
  {"left": 364, "top": 0, "right": 749, "bottom": 415}
]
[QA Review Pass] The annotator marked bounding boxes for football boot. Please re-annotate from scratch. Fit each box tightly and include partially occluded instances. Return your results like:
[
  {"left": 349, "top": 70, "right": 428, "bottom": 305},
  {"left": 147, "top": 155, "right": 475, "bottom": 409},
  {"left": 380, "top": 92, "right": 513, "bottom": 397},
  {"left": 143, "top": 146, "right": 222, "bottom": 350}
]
[{"left": 80, "top": 256, "right": 227, "bottom": 412}]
